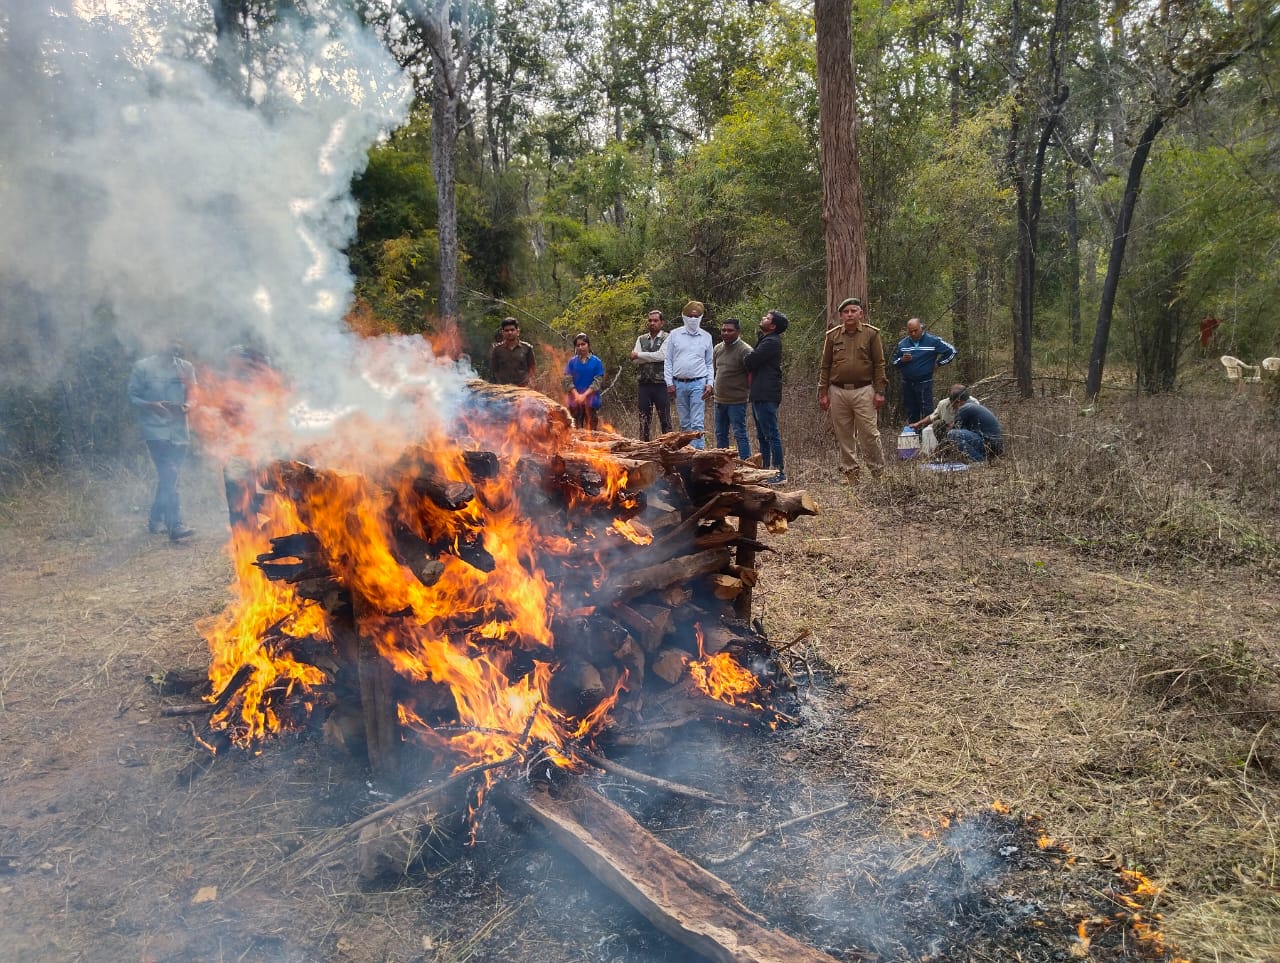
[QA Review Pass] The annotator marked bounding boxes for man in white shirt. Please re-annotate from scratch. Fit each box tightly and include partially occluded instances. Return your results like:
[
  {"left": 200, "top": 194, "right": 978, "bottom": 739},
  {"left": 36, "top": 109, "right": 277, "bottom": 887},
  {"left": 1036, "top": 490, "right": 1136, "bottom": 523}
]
[
  {"left": 909, "top": 383, "right": 973, "bottom": 455},
  {"left": 663, "top": 300, "right": 714, "bottom": 450}
]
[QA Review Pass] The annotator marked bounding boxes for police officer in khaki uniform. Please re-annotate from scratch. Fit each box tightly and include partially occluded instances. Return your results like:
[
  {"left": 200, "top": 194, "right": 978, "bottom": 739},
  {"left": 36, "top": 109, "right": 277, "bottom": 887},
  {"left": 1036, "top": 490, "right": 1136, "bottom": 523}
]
[{"left": 818, "top": 297, "right": 887, "bottom": 481}]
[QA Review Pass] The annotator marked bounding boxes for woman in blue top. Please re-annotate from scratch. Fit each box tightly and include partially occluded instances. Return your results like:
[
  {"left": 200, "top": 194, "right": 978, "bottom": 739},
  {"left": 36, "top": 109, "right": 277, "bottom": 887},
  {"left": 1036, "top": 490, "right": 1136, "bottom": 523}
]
[{"left": 564, "top": 332, "right": 605, "bottom": 430}]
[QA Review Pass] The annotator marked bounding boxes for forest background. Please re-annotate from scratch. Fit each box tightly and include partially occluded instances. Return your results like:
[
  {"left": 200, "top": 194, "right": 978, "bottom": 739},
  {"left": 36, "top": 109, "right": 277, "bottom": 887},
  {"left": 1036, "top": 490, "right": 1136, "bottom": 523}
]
[
  {"left": 1, "top": 0, "right": 1278, "bottom": 467},
  {"left": 1, "top": 5, "right": 1278, "bottom": 960}
]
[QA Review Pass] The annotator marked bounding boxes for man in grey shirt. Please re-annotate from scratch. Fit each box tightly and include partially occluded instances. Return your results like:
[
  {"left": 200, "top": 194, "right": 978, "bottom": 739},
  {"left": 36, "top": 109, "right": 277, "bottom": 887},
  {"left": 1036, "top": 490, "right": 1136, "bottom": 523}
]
[
  {"left": 909, "top": 383, "right": 974, "bottom": 456},
  {"left": 128, "top": 339, "right": 197, "bottom": 541},
  {"left": 712, "top": 317, "right": 752, "bottom": 459}
]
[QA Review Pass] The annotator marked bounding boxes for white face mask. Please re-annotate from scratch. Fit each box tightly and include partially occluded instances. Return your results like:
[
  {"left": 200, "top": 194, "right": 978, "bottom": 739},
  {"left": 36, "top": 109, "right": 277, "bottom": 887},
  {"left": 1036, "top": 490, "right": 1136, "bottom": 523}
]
[{"left": 682, "top": 315, "right": 702, "bottom": 330}]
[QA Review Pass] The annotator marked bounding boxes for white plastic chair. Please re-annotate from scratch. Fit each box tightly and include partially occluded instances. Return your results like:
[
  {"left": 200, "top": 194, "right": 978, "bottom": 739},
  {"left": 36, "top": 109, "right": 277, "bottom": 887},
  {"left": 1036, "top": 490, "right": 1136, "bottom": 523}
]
[
  {"left": 1221, "top": 356, "right": 1243, "bottom": 381},
  {"left": 1263, "top": 357, "right": 1280, "bottom": 375}
]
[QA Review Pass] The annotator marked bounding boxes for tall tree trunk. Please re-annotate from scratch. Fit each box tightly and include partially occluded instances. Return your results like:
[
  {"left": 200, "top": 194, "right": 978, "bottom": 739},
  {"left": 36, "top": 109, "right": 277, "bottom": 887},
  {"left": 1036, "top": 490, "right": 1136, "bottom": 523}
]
[
  {"left": 613, "top": 104, "right": 626, "bottom": 229},
  {"left": 1006, "top": 0, "right": 1069, "bottom": 399},
  {"left": 947, "top": 0, "right": 973, "bottom": 382},
  {"left": 815, "top": 0, "right": 868, "bottom": 319},
  {"left": 407, "top": 0, "right": 474, "bottom": 336},
  {"left": 1066, "top": 161, "right": 1081, "bottom": 350},
  {"left": 1146, "top": 273, "right": 1187, "bottom": 393},
  {"left": 1084, "top": 41, "right": 1261, "bottom": 397},
  {"left": 208, "top": 0, "right": 249, "bottom": 99},
  {"left": 430, "top": 69, "right": 460, "bottom": 328},
  {"left": 1011, "top": 160, "right": 1034, "bottom": 399}
]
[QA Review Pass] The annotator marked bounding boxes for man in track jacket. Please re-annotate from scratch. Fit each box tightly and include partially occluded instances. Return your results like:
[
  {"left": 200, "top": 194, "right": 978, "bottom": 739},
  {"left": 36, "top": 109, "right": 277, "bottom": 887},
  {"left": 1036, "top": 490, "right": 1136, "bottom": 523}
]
[{"left": 891, "top": 318, "right": 957, "bottom": 424}]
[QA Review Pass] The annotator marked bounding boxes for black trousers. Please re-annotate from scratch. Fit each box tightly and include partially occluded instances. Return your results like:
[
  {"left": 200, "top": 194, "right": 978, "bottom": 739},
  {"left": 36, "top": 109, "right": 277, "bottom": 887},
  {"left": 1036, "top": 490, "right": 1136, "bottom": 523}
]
[
  {"left": 637, "top": 383, "right": 672, "bottom": 441},
  {"left": 145, "top": 440, "right": 188, "bottom": 530}
]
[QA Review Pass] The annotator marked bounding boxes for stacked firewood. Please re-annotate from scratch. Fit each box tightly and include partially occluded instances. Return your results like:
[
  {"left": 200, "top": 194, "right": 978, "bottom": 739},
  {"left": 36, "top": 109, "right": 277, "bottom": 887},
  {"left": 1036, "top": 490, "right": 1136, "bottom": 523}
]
[{"left": 217, "top": 382, "right": 818, "bottom": 783}]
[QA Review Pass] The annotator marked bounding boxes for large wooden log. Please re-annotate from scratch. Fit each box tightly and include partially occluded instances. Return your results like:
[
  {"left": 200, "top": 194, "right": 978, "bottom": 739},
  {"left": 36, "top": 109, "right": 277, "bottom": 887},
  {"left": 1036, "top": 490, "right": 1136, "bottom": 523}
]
[
  {"left": 572, "top": 430, "right": 704, "bottom": 459},
  {"left": 460, "top": 380, "right": 573, "bottom": 449},
  {"left": 410, "top": 474, "right": 475, "bottom": 511},
  {"left": 558, "top": 453, "right": 662, "bottom": 492},
  {"left": 703, "top": 486, "right": 819, "bottom": 525},
  {"left": 611, "top": 602, "right": 671, "bottom": 653},
  {"left": 593, "top": 548, "right": 733, "bottom": 606},
  {"left": 502, "top": 784, "right": 838, "bottom": 963},
  {"left": 734, "top": 519, "right": 759, "bottom": 620},
  {"left": 348, "top": 596, "right": 404, "bottom": 787}
]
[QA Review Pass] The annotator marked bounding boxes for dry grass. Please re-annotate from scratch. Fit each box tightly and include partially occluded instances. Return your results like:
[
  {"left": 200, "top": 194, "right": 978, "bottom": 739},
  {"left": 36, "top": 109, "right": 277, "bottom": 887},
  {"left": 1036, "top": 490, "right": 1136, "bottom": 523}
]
[
  {"left": 757, "top": 383, "right": 1280, "bottom": 962},
  {"left": 0, "top": 383, "right": 1276, "bottom": 961}
]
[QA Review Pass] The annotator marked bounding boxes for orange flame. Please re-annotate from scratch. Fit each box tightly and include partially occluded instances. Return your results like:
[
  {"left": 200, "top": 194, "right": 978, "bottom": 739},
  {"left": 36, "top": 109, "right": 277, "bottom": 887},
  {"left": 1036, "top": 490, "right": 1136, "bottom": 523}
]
[
  {"left": 610, "top": 518, "right": 653, "bottom": 545},
  {"left": 193, "top": 347, "right": 693, "bottom": 777},
  {"left": 687, "top": 623, "right": 761, "bottom": 706}
]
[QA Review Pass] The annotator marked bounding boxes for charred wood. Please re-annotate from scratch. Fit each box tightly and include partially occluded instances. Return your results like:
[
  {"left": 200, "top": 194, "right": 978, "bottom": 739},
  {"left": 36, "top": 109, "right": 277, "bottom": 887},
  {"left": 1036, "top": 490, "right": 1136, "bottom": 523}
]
[
  {"left": 462, "top": 449, "right": 500, "bottom": 480},
  {"left": 592, "top": 548, "right": 733, "bottom": 606},
  {"left": 502, "top": 784, "right": 839, "bottom": 963},
  {"left": 575, "top": 748, "right": 736, "bottom": 808},
  {"left": 410, "top": 474, "right": 475, "bottom": 512}
]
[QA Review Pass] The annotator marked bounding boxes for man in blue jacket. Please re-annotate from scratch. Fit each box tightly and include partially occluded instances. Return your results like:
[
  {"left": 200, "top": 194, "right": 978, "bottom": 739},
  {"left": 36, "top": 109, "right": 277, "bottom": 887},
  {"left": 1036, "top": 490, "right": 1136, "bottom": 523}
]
[{"left": 891, "top": 318, "right": 957, "bottom": 424}]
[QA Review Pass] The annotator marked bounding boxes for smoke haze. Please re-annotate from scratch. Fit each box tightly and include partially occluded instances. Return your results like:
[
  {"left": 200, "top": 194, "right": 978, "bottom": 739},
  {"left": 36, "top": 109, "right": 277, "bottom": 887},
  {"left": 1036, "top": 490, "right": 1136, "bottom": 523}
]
[{"left": 0, "top": 0, "right": 451, "bottom": 452}]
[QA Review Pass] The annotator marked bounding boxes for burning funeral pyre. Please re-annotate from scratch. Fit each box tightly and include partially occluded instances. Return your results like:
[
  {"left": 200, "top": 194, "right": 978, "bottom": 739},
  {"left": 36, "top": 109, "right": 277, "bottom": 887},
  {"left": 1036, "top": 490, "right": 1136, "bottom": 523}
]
[{"left": 194, "top": 376, "right": 818, "bottom": 795}]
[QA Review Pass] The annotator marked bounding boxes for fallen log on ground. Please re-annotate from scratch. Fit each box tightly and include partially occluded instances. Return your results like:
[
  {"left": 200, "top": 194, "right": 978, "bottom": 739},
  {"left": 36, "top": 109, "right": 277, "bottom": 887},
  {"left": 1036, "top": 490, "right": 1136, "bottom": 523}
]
[{"left": 501, "top": 782, "right": 840, "bottom": 963}]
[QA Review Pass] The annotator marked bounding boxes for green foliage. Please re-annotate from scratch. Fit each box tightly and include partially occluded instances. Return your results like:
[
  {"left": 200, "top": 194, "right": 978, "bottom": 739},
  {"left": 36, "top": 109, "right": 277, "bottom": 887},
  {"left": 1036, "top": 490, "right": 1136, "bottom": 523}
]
[
  {"left": 349, "top": 132, "right": 441, "bottom": 333},
  {"left": 457, "top": 171, "right": 527, "bottom": 298},
  {"left": 548, "top": 275, "right": 651, "bottom": 388},
  {"left": 648, "top": 81, "right": 824, "bottom": 315},
  {"left": 1147, "top": 136, "right": 1280, "bottom": 360},
  {"left": 0, "top": 304, "right": 138, "bottom": 478},
  {"left": 343, "top": 0, "right": 1280, "bottom": 397}
]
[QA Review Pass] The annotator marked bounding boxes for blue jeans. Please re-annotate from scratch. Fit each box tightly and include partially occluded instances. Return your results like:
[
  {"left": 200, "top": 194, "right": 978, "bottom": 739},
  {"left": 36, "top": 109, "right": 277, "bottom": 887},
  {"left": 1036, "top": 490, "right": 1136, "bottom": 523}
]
[
  {"left": 752, "top": 401, "right": 783, "bottom": 471},
  {"left": 948, "top": 428, "right": 987, "bottom": 462},
  {"left": 901, "top": 378, "right": 934, "bottom": 424},
  {"left": 673, "top": 379, "right": 707, "bottom": 449},
  {"left": 714, "top": 402, "right": 750, "bottom": 459},
  {"left": 145, "top": 440, "right": 188, "bottom": 529}
]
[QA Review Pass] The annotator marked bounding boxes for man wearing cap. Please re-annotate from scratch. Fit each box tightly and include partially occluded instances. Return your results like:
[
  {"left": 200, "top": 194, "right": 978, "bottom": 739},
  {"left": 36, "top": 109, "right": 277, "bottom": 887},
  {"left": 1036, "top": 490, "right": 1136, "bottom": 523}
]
[
  {"left": 630, "top": 309, "right": 672, "bottom": 440},
  {"left": 489, "top": 317, "right": 536, "bottom": 387},
  {"left": 819, "top": 297, "right": 887, "bottom": 481},
  {"left": 712, "top": 317, "right": 753, "bottom": 460},
  {"left": 664, "top": 300, "right": 714, "bottom": 449},
  {"left": 892, "top": 317, "right": 957, "bottom": 424},
  {"left": 745, "top": 309, "right": 788, "bottom": 482}
]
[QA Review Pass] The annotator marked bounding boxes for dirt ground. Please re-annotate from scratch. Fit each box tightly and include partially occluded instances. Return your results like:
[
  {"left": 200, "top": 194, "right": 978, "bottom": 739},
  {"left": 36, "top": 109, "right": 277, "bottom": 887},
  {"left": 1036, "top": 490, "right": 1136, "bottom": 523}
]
[{"left": 1, "top": 389, "right": 1277, "bottom": 963}]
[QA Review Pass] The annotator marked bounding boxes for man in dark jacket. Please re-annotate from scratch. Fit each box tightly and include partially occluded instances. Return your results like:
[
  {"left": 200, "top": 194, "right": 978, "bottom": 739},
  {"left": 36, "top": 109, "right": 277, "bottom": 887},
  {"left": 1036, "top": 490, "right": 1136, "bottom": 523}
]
[
  {"left": 630, "top": 309, "right": 672, "bottom": 440},
  {"left": 948, "top": 389, "right": 1004, "bottom": 461},
  {"left": 745, "top": 309, "right": 787, "bottom": 483}
]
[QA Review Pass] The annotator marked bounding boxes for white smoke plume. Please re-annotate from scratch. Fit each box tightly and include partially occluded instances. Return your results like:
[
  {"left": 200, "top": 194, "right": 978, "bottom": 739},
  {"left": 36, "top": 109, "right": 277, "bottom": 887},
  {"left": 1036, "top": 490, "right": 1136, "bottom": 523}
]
[{"left": 0, "top": 0, "right": 467, "bottom": 464}]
